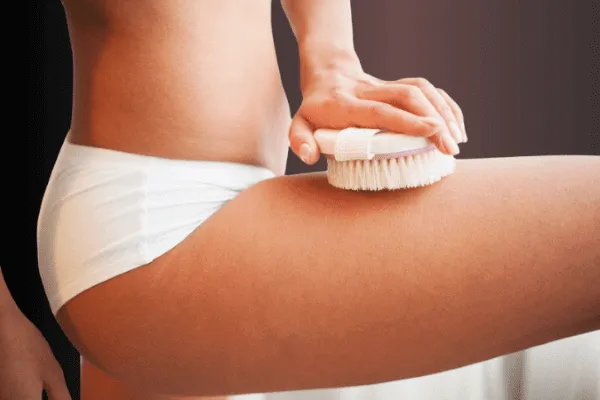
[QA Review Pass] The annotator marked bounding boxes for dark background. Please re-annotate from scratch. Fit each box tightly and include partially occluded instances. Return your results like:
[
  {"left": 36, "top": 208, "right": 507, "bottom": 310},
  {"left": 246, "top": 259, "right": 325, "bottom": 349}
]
[{"left": 23, "top": 0, "right": 599, "bottom": 398}]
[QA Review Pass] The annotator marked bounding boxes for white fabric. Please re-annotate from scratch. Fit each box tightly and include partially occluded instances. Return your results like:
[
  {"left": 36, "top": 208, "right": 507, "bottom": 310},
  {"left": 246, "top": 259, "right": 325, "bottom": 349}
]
[
  {"left": 232, "top": 331, "right": 600, "bottom": 399},
  {"left": 41, "top": 138, "right": 600, "bottom": 399},
  {"left": 37, "top": 137, "right": 275, "bottom": 316},
  {"left": 334, "top": 128, "right": 381, "bottom": 161}
]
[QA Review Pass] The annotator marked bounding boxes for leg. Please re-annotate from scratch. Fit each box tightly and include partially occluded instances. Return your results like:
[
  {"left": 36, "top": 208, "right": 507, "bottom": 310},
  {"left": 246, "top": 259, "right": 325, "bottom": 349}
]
[
  {"left": 81, "top": 357, "right": 230, "bottom": 400},
  {"left": 58, "top": 156, "right": 600, "bottom": 396}
]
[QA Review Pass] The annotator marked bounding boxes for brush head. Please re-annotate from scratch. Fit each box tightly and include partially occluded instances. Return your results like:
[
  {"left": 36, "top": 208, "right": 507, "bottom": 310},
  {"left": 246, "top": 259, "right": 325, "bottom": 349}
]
[
  {"left": 325, "top": 150, "right": 456, "bottom": 191},
  {"left": 315, "top": 128, "right": 456, "bottom": 191}
]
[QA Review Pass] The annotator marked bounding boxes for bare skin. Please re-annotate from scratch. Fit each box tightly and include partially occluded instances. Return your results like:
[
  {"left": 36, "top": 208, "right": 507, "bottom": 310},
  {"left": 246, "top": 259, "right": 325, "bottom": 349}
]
[
  {"left": 80, "top": 360, "right": 228, "bottom": 400},
  {"left": 52, "top": 0, "right": 599, "bottom": 398},
  {"left": 59, "top": 157, "right": 600, "bottom": 397},
  {"left": 65, "top": 0, "right": 291, "bottom": 174},
  {"left": 0, "top": 271, "right": 71, "bottom": 400}
]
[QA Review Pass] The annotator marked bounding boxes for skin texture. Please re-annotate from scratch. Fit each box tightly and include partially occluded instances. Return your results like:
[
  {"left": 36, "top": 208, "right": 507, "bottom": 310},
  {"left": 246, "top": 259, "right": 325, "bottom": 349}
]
[
  {"left": 51, "top": 0, "right": 599, "bottom": 398},
  {"left": 59, "top": 157, "right": 600, "bottom": 397},
  {"left": 80, "top": 360, "right": 228, "bottom": 400},
  {"left": 64, "top": 0, "right": 292, "bottom": 175}
]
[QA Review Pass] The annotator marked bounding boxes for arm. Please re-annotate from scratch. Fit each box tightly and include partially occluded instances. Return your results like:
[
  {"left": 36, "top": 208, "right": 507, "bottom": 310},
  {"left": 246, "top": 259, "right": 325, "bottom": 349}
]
[
  {"left": 280, "top": 0, "right": 466, "bottom": 165},
  {"left": 280, "top": 0, "right": 362, "bottom": 89}
]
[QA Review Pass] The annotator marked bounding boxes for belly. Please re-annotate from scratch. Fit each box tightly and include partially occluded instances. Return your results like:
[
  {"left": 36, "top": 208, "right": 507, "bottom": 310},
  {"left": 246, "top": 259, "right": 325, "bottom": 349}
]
[{"left": 65, "top": 0, "right": 291, "bottom": 175}]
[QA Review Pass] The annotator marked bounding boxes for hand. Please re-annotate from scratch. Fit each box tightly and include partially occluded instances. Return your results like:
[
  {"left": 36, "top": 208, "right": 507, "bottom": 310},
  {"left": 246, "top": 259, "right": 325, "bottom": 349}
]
[
  {"left": 0, "top": 308, "right": 71, "bottom": 400},
  {"left": 290, "top": 68, "right": 467, "bottom": 165}
]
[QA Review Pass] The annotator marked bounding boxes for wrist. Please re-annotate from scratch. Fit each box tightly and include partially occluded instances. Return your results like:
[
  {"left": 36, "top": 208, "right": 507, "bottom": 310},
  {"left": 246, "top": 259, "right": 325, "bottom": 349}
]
[{"left": 299, "top": 42, "right": 362, "bottom": 91}]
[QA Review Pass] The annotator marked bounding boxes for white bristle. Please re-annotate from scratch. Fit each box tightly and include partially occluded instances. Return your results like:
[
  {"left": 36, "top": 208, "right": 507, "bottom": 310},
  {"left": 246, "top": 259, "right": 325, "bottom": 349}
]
[{"left": 326, "top": 149, "right": 456, "bottom": 191}]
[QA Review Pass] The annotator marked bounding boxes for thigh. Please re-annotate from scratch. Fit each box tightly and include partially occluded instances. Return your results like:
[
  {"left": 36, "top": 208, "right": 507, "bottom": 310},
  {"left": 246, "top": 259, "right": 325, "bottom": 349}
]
[
  {"left": 81, "top": 357, "right": 230, "bottom": 400},
  {"left": 58, "top": 156, "right": 600, "bottom": 396}
]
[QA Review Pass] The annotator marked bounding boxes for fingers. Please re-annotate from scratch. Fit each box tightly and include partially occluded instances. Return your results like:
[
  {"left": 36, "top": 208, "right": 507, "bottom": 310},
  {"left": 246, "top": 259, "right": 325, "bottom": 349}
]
[
  {"left": 340, "top": 95, "right": 459, "bottom": 155},
  {"left": 289, "top": 114, "right": 319, "bottom": 165},
  {"left": 356, "top": 82, "right": 461, "bottom": 155},
  {"left": 397, "top": 78, "right": 465, "bottom": 144},
  {"left": 437, "top": 88, "right": 467, "bottom": 142},
  {"left": 357, "top": 83, "right": 439, "bottom": 117},
  {"left": 293, "top": 76, "right": 466, "bottom": 160},
  {"left": 43, "top": 359, "right": 72, "bottom": 400},
  {"left": 342, "top": 95, "right": 444, "bottom": 137}
]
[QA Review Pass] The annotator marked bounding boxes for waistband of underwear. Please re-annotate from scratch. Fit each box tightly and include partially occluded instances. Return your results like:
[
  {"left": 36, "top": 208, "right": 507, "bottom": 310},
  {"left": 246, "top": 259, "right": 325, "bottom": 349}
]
[{"left": 58, "top": 135, "right": 277, "bottom": 188}]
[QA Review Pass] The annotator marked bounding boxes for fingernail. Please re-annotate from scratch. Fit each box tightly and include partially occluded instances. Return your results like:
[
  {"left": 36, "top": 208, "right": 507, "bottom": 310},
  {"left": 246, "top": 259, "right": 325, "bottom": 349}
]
[
  {"left": 299, "top": 143, "right": 311, "bottom": 163},
  {"left": 462, "top": 122, "right": 468, "bottom": 142},
  {"left": 449, "top": 121, "right": 463, "bottom": 143},
  {"left": 441, "top": 133, "right": 460, "bottom": 155}
]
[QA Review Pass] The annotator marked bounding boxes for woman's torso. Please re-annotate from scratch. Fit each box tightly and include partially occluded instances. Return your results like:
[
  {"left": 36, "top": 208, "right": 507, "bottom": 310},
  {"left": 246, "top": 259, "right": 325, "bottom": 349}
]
[{"left": 63, "top": 0, "right": 291, "bottom": 175}]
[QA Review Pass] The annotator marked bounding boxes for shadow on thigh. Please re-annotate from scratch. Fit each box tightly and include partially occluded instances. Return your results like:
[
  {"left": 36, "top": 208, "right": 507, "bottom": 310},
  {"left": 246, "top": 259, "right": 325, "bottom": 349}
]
[{"left": 81, "top": 356, "right": 230, "bottom": 400}]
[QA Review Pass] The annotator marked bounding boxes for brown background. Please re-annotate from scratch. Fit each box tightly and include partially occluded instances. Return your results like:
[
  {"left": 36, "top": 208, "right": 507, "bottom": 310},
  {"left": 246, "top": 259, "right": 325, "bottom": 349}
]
[
  {"left": 278, "top": 0, "right": 599, "bottom": 174},
  {"left": 23, "top": 1, "right": 600, "bottom": 398}
]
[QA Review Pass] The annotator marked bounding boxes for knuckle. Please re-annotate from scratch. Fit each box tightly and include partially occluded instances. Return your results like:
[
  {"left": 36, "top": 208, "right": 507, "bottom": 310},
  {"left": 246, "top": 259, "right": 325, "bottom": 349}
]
[
  {"left": 448, "top": 101, "right": 464, "bottom": 120},
  {"left": 329, "top": 86, "right": 352, "bottom": 100},
  {"left": 402, "top": 85, "right": 424, "bottom": 102},
  {"left": 330, "top": 89, "right": 346, "bottom": 102},
  {"left": 413, "top": 77, "right": 433, "bottom": 89},
  {"left": 454, "top": 106, "right": 465, "bottom": 121},
  {"left": 440, "top": 103, "right": 454, "bottom": 118},
  {"left": 327, "top": 90, "right": 352, "bottom": 110},
  {"left": 367, "top": 103, "right": 385, "bottom": 117},
  {"left": 452, "top": 101, "right": 463, "bottom": 114}
]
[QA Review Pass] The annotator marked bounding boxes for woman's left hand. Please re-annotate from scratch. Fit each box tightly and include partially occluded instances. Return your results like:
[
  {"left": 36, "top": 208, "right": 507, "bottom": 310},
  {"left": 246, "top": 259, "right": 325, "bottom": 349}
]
[
  {"left": 289, "top": 67, "right": 467, "bottom": 165},
  {"left": 0, "top": 307, "right": 72, "bottom": 400}
]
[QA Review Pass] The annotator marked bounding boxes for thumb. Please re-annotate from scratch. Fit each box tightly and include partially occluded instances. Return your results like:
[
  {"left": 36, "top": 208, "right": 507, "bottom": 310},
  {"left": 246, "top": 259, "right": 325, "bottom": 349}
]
[{"left": 289, "top": 114, "right": 319, "bottom": 165}]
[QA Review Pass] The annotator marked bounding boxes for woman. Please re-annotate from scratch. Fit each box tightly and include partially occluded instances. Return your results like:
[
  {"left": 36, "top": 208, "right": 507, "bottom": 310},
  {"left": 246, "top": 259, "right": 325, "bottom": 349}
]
[{"left": 36, "top": 0, "right": 600, "bottom": 399}]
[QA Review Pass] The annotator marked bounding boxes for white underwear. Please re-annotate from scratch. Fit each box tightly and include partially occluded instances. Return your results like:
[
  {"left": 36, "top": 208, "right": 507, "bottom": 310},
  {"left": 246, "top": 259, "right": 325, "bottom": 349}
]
[{"left": 37, "top": 136, "right": 276, "bottom": 316}]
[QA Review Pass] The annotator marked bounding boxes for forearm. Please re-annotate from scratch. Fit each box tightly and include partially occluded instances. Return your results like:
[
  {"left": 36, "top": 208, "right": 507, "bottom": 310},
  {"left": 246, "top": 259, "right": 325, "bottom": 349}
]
[{"left": 281, "top": 0, "right": 362, "bottom": 88}]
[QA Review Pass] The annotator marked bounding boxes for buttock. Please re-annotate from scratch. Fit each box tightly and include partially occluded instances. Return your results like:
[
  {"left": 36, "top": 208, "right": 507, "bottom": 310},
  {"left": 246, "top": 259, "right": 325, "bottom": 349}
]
[{"left": 37, "top": 133, "right": 276, "bottom": 316}]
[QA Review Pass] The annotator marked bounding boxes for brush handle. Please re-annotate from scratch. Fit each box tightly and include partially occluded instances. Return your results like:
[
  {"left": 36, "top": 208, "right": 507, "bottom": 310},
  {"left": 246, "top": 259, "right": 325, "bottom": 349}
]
[{"left": 314, "top": 128, "right": 433, "bottom": 161}]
